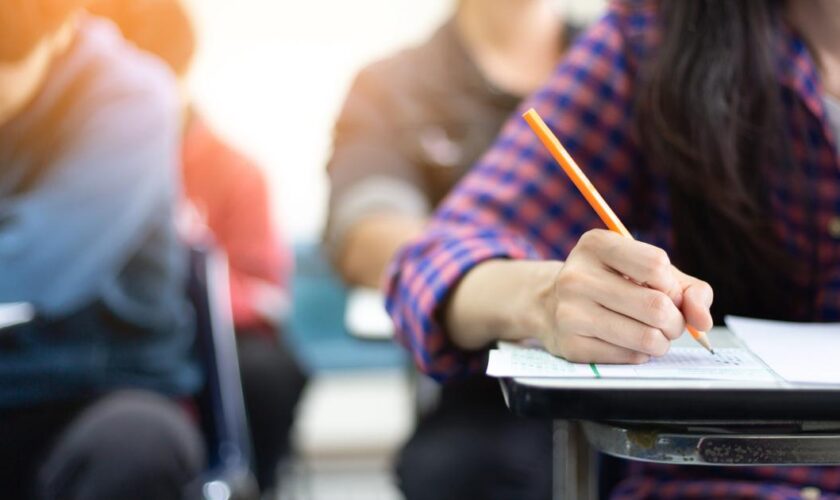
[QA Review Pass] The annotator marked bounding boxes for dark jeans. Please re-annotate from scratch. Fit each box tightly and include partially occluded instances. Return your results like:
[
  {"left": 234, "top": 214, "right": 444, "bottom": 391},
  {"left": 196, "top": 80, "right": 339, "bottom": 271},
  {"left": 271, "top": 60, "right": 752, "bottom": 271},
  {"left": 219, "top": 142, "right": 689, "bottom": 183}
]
[
  {"left": 396, "top": 376, "right": 553, "bottom": 500},
  {"left": 236, "top": 332, "right": 308, "bottom": 491},
  {"left": 0, "top": 390, "right": 205, "bottom": 500}
]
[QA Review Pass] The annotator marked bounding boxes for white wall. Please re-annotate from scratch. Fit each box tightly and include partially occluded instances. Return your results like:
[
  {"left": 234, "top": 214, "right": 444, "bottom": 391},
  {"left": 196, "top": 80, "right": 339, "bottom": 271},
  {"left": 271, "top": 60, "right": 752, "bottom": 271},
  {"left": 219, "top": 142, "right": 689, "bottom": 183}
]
[{"left": 184, "top": 0, "right": 606, "bottom": 242}]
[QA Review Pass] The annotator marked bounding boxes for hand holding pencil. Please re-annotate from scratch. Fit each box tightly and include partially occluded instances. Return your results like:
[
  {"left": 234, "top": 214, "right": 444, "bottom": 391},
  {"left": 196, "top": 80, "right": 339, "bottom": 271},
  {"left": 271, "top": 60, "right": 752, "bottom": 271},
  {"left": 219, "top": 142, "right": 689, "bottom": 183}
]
[{"left": 522, "top": 108, "right": 715, "bottom": 360}]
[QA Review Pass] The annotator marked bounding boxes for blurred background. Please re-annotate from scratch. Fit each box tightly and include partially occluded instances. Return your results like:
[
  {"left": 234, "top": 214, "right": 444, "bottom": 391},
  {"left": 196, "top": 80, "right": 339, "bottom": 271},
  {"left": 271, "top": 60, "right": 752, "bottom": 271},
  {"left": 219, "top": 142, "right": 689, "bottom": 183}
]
[
  {"left": 179, "top": 1, "right": 607, "bottom": 498},
  {"left": 184, "top": 0, "right": 606, "bottom": 241}
]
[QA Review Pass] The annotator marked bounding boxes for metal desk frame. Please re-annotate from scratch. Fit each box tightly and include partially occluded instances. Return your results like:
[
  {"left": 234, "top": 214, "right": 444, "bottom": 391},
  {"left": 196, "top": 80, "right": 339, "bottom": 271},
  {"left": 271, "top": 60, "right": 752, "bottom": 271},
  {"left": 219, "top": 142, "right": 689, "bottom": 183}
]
[
  {"left": 552, "top": 420, "right": 840, "bottom": 500},
  {"left": 498, "top": 329, "right": 840, "bottom": 500}
]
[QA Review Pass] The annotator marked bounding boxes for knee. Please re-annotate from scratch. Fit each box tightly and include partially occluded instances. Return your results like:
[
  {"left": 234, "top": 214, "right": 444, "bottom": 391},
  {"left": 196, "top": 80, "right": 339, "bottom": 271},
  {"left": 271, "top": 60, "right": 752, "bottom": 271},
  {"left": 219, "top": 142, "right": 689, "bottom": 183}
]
[
  {"left": 396, "top": 418, "right": 553, "bottom": 500},
  {"left": 237, "top": 335, "right": 308, "bottom": 407},
  {"left": 39, "top": 391, "right": 206, "bottom": 500},
  {"left": 396, "top": 432, "right": 480, "bottom": 500}
]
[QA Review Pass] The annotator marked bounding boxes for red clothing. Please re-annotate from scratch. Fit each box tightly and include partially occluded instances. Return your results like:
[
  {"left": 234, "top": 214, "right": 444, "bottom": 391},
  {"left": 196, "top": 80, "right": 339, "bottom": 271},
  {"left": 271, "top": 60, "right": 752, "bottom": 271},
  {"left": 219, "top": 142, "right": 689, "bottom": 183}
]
[{"left": 181, "top": 117, "right": 291, "bottom": 333}]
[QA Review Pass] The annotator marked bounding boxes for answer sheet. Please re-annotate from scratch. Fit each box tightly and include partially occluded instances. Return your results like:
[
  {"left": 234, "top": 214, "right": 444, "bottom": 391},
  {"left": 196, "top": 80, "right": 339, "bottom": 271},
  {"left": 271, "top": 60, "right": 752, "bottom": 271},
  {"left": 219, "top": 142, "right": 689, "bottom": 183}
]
[
  {"left": 487, "top": 342, "right": 775, "bottom": 381},
  {"left": 487, "top": 344, "right": 595, "bottom": 378},
  {"left": 726, "top": 316, "right": 840, "bottom": 385},
  {"left": 595, "top": 347, "right": 774, "bottom": 381}
]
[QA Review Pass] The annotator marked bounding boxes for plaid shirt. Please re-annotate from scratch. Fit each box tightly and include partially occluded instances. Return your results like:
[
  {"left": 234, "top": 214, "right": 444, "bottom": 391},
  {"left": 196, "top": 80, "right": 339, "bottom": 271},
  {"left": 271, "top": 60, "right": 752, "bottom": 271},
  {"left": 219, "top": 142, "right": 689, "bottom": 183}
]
[{"left": 386, "top": 0, "right": 840, "bottom": 497}]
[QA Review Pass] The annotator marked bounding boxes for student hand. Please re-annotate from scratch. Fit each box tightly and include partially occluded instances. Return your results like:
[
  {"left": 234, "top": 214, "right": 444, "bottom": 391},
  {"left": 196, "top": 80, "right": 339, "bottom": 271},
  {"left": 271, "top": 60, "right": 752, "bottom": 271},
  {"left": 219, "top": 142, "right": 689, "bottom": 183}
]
[{"left": 539, "top": 229, "right": 713, "bottom": 364}]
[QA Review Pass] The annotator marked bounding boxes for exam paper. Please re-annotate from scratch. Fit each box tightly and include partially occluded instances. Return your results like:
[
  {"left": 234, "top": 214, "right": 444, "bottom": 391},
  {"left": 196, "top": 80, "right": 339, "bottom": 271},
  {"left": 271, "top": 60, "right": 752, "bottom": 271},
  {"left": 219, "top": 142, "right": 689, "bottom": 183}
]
[
  {"left": 487, "top": 343, "right": 775, "bottom": 381},
  {"left": 726, "top": 316, "right": 840, "bottom": 385},
  {"left": 487, "top": 344, "right": 594, "bottom": 378},
  {"left": 596, "top": 347, "right": 775, "bottom": 381}
]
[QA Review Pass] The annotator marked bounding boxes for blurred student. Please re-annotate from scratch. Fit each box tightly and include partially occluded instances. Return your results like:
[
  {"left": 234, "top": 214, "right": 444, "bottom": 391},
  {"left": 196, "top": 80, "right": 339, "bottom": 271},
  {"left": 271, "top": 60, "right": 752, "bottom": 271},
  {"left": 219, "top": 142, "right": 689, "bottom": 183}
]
[
  {"left": 325, "top": 1, "right": 578, "bottom": 498},
  {"left": 0, "top": 1, "right": 204, "bottom": 499},
  {"left": 87, "top": 0, "right": 308, "bottom": 491},
  {"left": 388, "top": 0, "right": 840, "bottom": 497}
]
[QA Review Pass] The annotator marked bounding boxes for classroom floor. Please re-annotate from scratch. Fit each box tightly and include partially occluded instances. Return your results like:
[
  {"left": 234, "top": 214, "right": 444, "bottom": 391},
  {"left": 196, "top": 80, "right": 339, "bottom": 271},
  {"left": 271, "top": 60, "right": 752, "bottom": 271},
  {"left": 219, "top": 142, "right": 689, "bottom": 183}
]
[{"left": 276, "top": 370, "right": 413, "bottom": 500}]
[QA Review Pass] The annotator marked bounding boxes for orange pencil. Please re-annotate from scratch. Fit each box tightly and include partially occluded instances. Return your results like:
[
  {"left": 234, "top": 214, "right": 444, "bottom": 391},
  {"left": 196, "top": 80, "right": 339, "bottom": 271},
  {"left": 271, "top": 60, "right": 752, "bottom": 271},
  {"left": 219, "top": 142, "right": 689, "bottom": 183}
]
[{"left": 522, "top": 108, "right": 715, "bottom": 354}]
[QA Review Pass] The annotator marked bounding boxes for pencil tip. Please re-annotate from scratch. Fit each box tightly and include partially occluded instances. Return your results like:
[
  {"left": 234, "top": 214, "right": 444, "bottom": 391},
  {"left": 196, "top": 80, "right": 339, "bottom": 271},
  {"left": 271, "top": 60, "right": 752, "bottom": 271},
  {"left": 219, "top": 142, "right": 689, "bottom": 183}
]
[{"left": 710, "top": 349, "right": 716, "bottom": 355}]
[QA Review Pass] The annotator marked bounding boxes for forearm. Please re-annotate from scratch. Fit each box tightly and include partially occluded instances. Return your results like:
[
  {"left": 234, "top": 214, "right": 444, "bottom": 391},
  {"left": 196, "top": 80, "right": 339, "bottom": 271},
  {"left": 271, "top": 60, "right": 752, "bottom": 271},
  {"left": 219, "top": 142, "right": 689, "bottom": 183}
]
[
  {"left": 338, "top": 213, "right": 426, "bottom": 288},
  {"left": 0, "top": 145, "right": 174, "bottom": 315},
  {"left": 444, "top": 258, "right": 564, "bottom": 350}
]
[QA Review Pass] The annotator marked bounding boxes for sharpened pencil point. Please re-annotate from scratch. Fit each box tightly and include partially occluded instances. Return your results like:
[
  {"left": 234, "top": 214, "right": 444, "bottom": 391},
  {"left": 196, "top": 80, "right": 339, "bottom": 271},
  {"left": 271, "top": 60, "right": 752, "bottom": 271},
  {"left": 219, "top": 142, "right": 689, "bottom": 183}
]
[{"left": 694, "top": 331, "right": 715, "bottom": 354}]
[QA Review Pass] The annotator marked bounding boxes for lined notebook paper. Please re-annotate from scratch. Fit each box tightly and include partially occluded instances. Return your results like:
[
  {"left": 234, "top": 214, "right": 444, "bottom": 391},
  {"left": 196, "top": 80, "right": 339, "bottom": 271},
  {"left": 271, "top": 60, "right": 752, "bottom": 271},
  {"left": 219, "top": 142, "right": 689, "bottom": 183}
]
[
  {"left": 726, "top": 316, "right": 840, "bottom": 385},
  {"left": 487, "top": 342, "right": 775, "bottom": 381}
]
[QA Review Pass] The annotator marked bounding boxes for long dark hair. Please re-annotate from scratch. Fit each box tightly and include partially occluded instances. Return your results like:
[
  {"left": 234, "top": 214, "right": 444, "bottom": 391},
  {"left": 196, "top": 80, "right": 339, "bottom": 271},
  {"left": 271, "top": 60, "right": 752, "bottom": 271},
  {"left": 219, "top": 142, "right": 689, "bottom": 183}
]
[{"left": 636, "top": 0, "right": 813, "bottom": 322}]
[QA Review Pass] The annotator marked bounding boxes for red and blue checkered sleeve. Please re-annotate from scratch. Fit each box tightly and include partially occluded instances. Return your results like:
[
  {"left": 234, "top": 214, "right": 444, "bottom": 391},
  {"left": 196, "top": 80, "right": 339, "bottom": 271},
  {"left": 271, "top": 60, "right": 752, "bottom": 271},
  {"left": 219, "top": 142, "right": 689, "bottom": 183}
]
[{"left": 386, "top": 4, "right": 646, "bottom": 381}]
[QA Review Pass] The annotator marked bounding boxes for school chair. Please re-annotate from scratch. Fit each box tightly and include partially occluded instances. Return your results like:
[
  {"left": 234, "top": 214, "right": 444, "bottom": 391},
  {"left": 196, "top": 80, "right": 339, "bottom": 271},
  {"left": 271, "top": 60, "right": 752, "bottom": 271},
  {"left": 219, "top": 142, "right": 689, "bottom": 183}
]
[
  {"left": 0, "top": 246, "right": 259, "bottom": 499},
  {"left": 186, "top": 245, "right": 260, "bottom": 500}
]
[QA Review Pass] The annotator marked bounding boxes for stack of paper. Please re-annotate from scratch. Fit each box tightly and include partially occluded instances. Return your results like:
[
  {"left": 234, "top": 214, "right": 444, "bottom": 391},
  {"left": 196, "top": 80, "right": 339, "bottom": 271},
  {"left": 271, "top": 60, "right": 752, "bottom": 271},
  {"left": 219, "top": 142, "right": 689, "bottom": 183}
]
[{"left": 726, "top": 316, "right": 840, "bottom": 385}]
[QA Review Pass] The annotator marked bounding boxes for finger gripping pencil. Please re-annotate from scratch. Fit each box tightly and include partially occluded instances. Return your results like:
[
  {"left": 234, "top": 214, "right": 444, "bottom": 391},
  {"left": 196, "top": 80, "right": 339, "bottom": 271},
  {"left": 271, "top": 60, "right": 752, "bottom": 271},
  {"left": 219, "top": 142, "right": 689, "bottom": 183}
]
[{"left": 522, "top": 108, "right": 715, "bottom": 354}]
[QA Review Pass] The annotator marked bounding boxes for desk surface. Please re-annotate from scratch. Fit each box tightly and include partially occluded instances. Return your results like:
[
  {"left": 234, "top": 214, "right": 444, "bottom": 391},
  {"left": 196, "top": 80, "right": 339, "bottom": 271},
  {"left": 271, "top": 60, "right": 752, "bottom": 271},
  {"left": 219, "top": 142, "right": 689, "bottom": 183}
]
[
  {"left": 0, "top": 302, "right": 34, "bottom": 330},
  {"left": 500, "top": 328, "right": 840, "bottom": 421},
  {"left": 344, "top": 288, "right": 394, "bottom": 341}
]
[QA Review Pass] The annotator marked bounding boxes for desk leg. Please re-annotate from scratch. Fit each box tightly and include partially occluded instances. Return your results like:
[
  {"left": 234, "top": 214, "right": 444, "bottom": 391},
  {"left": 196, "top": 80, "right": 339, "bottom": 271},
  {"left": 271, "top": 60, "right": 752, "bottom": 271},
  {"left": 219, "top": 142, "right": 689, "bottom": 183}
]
[{"left": 553, "top": 420, "right": 597, "bottom": 500}]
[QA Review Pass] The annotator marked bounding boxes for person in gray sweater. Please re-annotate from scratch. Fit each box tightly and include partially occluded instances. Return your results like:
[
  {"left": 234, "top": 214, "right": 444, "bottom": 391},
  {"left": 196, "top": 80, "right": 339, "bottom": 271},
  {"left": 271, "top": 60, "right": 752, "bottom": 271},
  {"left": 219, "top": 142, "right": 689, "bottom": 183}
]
[{"left": 0, "top": 2, "right": 204, "bottom": 498}]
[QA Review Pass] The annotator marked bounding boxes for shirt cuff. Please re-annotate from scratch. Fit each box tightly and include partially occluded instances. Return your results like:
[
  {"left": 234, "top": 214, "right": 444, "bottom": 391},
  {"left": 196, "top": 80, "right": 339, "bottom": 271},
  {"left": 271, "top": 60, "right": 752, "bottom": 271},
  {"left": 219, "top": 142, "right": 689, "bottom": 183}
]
[{"left": 386, "top": 232, "right": 541, "bottom": 381}]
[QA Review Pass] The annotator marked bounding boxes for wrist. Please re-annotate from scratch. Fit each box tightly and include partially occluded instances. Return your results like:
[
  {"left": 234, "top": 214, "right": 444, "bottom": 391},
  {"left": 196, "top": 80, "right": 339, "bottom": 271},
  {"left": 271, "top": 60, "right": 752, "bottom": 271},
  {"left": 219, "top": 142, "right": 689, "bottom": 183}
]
[
  {"left": 505, "top": 260, "right": 563, "bottom": 343},
  {"left": 445, "top": 258, "right": 563, "bottom": 349}
]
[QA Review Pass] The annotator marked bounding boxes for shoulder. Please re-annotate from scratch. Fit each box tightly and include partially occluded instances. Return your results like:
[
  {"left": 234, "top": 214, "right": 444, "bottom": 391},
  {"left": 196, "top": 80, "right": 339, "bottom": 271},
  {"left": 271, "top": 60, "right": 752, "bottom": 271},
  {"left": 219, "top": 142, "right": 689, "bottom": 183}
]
[
  {"left": 62, "top": 16, "right": 180, "bottom": 138},
  {"left": 535, "top": 0, "right": 657, "bottom": 105},
  {"left": 338, "top": 21, "right": 459, "bottom": 125},
  {"left": 350, "top": 25, "right": 444, "bottom": 95},
  {"left": 562, "top": 1, "right": 658, "bottom": 65},
  {"left": 340, "top": 49, "right": 420, "bottom": 119}
]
